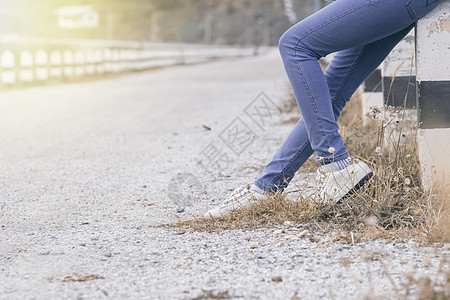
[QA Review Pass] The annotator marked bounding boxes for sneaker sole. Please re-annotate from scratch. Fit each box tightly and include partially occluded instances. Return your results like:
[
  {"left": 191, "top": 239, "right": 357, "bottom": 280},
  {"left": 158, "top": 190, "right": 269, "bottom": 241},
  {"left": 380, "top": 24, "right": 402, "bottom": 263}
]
[{"left": 335, "top": 171, "right": 373, "bottom": 204}]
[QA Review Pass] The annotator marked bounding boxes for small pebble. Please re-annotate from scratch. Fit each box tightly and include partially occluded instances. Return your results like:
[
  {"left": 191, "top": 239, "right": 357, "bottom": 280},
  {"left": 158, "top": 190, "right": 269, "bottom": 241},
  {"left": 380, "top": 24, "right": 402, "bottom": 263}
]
[{"left": 272, "top": 276, "right": 282, "bottom": 282}]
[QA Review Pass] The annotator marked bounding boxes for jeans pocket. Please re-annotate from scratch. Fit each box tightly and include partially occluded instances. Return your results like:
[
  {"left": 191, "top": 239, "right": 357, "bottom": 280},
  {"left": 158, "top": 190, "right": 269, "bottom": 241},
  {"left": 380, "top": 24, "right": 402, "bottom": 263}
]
[{"left": 405, "top": 0, "right": 416, "bottom": 19}]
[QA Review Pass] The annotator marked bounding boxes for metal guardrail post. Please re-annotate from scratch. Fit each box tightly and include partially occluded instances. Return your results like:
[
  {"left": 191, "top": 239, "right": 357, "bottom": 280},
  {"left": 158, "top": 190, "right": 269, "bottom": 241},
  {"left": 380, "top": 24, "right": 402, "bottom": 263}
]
[{"left": 416, "top": 1, "right": 450, "bottom": 190}]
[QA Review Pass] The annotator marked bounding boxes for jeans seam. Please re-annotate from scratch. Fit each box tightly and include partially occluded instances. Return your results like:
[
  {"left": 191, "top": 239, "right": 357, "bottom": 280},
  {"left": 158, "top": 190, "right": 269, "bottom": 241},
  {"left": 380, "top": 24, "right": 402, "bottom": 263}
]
[{"left": 405, "top": 0, "right": 416, "bottom": 19}]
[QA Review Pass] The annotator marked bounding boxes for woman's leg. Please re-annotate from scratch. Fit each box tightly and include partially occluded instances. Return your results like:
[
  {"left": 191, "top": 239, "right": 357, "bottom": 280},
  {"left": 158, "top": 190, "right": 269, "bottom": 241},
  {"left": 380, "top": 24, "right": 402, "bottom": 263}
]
[
  {"left": 253, "top": 27, "right": 412, "bottom": 193},
  {"left": 253, "top": 0, "right": 441, "bottom": 194}
]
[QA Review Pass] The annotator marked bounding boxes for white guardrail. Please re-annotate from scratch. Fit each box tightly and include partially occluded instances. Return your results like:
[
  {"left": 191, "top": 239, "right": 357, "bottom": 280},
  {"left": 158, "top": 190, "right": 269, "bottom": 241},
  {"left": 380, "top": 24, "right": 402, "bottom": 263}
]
[{"left": 0, "top": 37, "right": 257, "bottom": 86}]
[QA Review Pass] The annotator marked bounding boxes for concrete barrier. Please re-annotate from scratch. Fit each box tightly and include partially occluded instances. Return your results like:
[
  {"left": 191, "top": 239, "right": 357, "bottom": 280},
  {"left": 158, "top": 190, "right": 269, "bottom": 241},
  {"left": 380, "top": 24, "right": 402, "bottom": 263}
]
[
  {"left": 360, "top": 29, "right": 416, "bottom": 127},
  {"left": 86, "top": 50, "right": 96, "bottom": 75},
  {"left": 63, "top": 50, "right": 74, "bottom": 78},
  {"left": 19, "top": 50, "right": 33, "bottom": 83},
  {"left": 95, "top": 49, "right": 104, "bottom": 74},
  {"left": 35, "top": 50, "right": 48, "bottom": 81},
  {"left": 112, "top": 49, "right": 120, "bottom": 73},
  {"left": 416, "top": 1, "right": 450, "bottom": 190},
  {"left": 1, "top": 50, "right": 16, "bottom": 85},
  {"left": 0, "top": 37, "right": 255, "bottom": 87},
  {"left": 378, "top": 29, "right": 418, "bottom": 148},
  {"left": 74, "top": 50, "right": 85, "bottom": 77},
  {"left": 361, "top": 67, "right": 384, "bottom": 126},
  {"left": 50, "top": 50, "right": 62, "bottom": 78},
  {"left": 382, "top": 29, "right": 416, "bottom": 109},
  {"left": 103, "top": 49, "right": 113, "bottom": 73}
]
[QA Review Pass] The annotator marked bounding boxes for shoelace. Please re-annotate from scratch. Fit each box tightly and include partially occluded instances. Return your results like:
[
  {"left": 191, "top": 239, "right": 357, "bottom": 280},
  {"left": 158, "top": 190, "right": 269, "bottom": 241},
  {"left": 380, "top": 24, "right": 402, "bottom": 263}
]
[
  {"left": 220, "top": 185, "right": 250, "bottom": 206},
  {"left": 315, "top": 167, "right": 332, "bottom": 199},
  {"left": 316, "top": 159, "right": 354, "bottom": 186},
  {"left": 315, "top": 168, "right": 327, "bottom": 185}
]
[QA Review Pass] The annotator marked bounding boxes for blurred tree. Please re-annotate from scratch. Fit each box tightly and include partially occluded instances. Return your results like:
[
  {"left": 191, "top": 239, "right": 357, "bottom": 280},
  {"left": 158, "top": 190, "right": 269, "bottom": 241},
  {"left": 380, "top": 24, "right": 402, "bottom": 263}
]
[{"left": 0, "top": 0, "right": 318, "bottom": 45}]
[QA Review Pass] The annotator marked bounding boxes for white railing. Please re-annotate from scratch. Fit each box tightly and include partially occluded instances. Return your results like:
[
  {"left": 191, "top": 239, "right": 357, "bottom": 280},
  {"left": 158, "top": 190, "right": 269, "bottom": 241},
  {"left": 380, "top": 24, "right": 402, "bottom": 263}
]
[{"left": 0, "top": 37, "right": 257, "bottom": 86}]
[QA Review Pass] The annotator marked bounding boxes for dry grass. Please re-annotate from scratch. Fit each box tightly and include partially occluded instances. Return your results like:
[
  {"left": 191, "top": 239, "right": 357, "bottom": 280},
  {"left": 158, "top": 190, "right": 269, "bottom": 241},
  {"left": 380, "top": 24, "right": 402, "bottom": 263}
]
[
  {"left": 190, "top": 290, "right": 231, "bottom": 300},
  {"left": 172, "top": 87, "right": 449, "bottom": 244},
  {"left": 44, "top": 273, "right": 105, "bottom": 282},
  {"left": 62, "top": 274, "right": 105, "bottom": 282}
]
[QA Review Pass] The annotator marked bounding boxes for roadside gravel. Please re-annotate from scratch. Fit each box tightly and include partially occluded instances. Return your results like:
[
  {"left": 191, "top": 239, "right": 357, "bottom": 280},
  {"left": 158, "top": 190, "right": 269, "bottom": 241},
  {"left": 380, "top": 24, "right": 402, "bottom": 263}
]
[{"left": 0, "top": 49, "right": 448, "bottom": 299}]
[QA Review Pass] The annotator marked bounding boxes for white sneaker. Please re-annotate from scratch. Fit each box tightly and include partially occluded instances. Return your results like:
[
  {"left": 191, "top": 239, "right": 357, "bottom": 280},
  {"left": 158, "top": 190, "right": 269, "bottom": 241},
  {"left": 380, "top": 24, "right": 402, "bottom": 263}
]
[
  {"left": 317, "top": 161, "right": 373, "bottom": 203},
  {"left": 204, "top": 184, "right": 267, "bottom": 218}
]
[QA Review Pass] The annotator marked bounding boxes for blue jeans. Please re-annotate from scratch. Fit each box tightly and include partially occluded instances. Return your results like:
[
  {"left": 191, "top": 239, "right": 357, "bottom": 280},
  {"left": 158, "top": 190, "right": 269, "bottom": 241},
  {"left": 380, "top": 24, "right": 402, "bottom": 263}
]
[{"left": 254, "top": 0, "right": 441, "bottom": 193}]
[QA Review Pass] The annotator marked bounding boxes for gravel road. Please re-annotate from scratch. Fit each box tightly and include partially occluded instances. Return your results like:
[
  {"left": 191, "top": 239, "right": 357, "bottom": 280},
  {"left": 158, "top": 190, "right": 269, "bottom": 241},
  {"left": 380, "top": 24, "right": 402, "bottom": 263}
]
[{"left": 0, "top": 49, "right": 448, "bottom": 299}]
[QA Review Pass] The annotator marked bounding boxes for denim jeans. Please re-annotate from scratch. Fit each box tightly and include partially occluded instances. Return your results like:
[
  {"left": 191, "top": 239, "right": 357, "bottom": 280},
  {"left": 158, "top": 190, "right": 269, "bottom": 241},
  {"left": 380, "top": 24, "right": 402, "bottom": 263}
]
[{"left": 254, "top": 0, "right": 441, "bottom": 193}]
